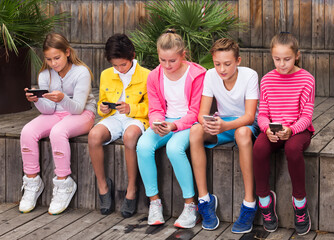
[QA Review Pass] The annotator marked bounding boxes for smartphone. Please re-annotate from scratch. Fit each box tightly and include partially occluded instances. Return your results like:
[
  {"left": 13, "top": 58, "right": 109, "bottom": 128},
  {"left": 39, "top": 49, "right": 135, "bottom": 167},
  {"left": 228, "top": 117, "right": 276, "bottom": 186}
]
[
  {"left": 269, "top": 122, "right": 283, "bottom": 133},
  {"left": 202, "top": 115, "right": 216, "bottom": 121},
  {"left": 102, "top": 102, "right": 120, "bottom": 109},
  {"left": 26, "top": 89, "right": 49, "bottom": 98}
]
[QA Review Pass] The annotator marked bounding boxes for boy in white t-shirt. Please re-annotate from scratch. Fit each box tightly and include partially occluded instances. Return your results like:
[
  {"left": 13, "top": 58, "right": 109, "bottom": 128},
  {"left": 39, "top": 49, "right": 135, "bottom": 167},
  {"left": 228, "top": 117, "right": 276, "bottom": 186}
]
[{"left": 189, "top": 38, "right": 260, "bottom": 232}]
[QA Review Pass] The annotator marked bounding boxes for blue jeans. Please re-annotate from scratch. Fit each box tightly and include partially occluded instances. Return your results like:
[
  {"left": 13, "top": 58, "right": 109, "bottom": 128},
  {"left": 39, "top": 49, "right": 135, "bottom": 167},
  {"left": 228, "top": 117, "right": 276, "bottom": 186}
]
[{"left": 136, "top": 118, "right": 195, "bottom": 199}]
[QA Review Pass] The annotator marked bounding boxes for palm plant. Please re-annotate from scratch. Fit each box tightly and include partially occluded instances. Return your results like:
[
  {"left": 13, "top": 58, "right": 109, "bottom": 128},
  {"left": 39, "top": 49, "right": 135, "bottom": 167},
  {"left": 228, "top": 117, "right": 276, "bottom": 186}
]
[
  {"left": 130, "top": 0, "right": 243, "bottom": 69},
  {"left": 0, "top": 0, "right": 67, "bottom": 70}
]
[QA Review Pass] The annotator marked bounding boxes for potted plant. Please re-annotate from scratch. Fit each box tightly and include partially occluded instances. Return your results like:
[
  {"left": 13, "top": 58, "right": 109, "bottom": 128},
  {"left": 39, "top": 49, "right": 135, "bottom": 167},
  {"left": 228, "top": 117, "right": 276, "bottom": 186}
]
[
  {"left": 0, "top": 0, "right": 67, "bottom": 114},
  {"left": 129, "top": 0, "right": 243, "bottom": 70}
]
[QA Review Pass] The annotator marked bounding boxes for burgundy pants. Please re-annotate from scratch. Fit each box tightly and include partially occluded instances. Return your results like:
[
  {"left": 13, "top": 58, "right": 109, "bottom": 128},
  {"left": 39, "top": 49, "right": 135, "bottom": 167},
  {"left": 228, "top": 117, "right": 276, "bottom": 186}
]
[{"left": 253, "top": 130, "right": 312, "bottom": 199}]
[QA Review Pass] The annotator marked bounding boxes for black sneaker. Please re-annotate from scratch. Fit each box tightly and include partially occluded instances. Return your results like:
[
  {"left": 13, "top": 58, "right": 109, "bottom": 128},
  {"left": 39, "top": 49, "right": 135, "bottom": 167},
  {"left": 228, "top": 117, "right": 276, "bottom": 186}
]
[
  {"left": 258, "top": 190, "right": 278, "bottom": 232},
  {"left": 99, "top": 177, "right": 113, "bottom": 215},
  {"left": 292, "top": 198, "right": 311, "bottom": 235}
]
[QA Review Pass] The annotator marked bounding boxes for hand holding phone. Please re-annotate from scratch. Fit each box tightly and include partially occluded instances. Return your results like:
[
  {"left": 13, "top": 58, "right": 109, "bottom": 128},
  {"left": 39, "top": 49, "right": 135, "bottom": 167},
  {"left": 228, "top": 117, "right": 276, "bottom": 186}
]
[
  {"left": 102, "top": 101, "right": 120, "bottom": 109},
  {"left": 269, "top": 122, "right": 283, "bottom": 134},
  {"left": 153, "top": 121, "right": 167, "bottom": 127},
  {"left": 26, "top": 89, "right": 49, "bottom": 98},
  {"left": 203, "top": 115, "right": 216, "bottom": 121}
]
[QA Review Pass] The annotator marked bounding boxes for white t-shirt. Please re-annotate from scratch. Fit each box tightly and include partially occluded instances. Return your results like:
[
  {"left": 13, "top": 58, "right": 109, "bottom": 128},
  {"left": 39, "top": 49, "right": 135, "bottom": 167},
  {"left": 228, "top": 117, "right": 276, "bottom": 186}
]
[
  {"left": 164, "top": 66, "right": 190, "bottom": 118},
  {"left": 113, "top": 59, "right": 137, "bottom": 116},
  {"left": 202, "top": 66, "right": 259, "bottom": 117}
]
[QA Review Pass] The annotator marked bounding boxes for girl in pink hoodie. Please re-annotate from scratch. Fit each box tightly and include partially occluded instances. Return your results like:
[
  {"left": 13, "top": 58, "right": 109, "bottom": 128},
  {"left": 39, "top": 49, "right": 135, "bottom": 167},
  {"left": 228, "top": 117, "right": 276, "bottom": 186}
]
[{"left": 136, "top": 29, "right": 206, "bottom": 228}]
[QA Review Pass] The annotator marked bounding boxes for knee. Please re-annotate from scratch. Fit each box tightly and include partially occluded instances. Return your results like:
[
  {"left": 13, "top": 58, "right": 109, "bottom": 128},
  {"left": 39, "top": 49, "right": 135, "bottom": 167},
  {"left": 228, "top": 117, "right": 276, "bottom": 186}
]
[
  {"left": 49, "top": 127, "right": 67, "bottom": 141},
  {"left": 235, "top": 127, "right": 252, "bottom": 147},
  {"left": 189, "top": 124, "right": 204, "bottom": 145},
  {"left": 88, "top": 128, "right": 104, "bottom": 147},
  {"left": 123, "top": 131, "right": 141, "bottom": 150},
  {"left": 166, "top": 140, "right": 184, "bottom": 159},
  {"left": 285, "top": 142, "right": 303, "bottom": 161}
]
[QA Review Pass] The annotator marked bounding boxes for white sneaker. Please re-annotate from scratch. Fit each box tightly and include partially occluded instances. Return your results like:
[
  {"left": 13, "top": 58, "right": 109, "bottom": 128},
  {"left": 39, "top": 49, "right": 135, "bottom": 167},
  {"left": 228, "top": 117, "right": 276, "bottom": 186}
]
[
  {"left": 174, "top": 202, "right": 200, "bottom": 228},
  {"left": 148, "top": 199, "right": 165, "bottom": 225},
  {"left": 19, "top": 175, "right": 44, "bottom": 213},
  {"left": 48, "top": 176, "right": 77, "bottom": 215}
]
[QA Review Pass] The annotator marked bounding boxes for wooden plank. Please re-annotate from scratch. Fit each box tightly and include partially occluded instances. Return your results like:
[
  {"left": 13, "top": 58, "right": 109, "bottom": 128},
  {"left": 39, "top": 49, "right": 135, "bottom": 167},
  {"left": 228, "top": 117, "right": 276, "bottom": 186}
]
[
  {"left": 312, "top": 111, "right": 334, "bottom": 136},
  {"left": 5, "top": 138, "right": 22, "bottom": 203},
  {"left": 81, "top": 48, "right": 93, "bottom": 87},
  {"left": 250, "top": 52, "right": 263, "bottom": 80},
  {"left": 299, "top": 0, "right": 312, "bottom": 49},
  {"left": 216, "top": 224, "right": 241, "bottom": 240},
  {"left": 114, "top": 0, "right": 125, "bottom": 34},
  {"left": 312, "top": 0, "right": 325, "bottom": 49},
  {"left": 41, "top": 140, "right": 54, "bottom": 207},
  {"left": 172, "top": 168, "right": 183, "bottom": 218},
  {"left": 92, "top": 48, "right": 105, "bottom": 89},
  {"left": 212, "top": 144, "right": 234, "bottom": 222},
  {"left": 263, "top": 51, "right": 275, "bottom": 80},
  {"left": 274, "top": 0, "right": 287, "bottom": 33},
  {"left": 287, "top": 0, "right": 300, "bottom": 40},
  {"left": 44, "top": 210, "right": 106, "bottom": 240},
  {"left": 92, "top": 1, "right": 103, "bottom": 44},
  {"left": 1, "top": 209, "right": 65, "bottom": 239},
  {"left": 315, "top": 232, "right": 334, "bottom": 239},
  {"left": 77, "top": 143, "right": 96, "bottom": 209},
  {"left": 192, "top": 222, "right": 229, "bottom": 240},
  {"left": 250, "top": 0, "right": 263, "bottom": 47},
  {"left": 0, "top": 207, "right": 22, "bottom": 223},
  {"left": 302, "top": 53, "right": 316, "bottom": 80},
  {"left": 232, "top": 148, "right": 243, "bottom": 222},
  {"left": 102, "top": 1, "right": 114, "bottom": 42},
  {"left": 315, "top": 53, "right": 330, "bottom": 97},
  {"left": 290, "top": 230, "right": 317, "bottom": 239},
  {"left": 143, "top": 217, "right": 178, "bottom": 240},
  {"left": 266, "top": 227, "right": 294, "bottom": 239},
  {"left": 124, "top": 0, "right": 136, "bottom": 34},
  {"left": 135, "top": 0, "right": 148, "bottom": 25},
  {"left": 158, "top": 221, "right": 203, "bottom": 240},
  {"left": 0, "top": 203, "right": 17, "bottom": 213},
  {"left": 80, "top": 1, "right": 92, "bottom": 44},
  {"left": 94, "top": 213, "right": 147, "bottom": 239},
  {"left": 114, "top": 144, "right": 127, "bottom": 212},
  {"left": 325, "top": 0, "right": 334, "bottom": 49},
  {"left": 22, "top": 208, "right": 91, "bottom": 240},
  {"left": 238, "top": 0, "right": 251, "bottom": 47},
  {"left": 69, "top": 212, "right": 122, "bottom": 239},
  {"left": 330, "top": 54, "right": 334, "bottom": 97},
  {"left": 226, "top": 0, "right": 239, "bottom": 41},
  {"left": 59, "top": 1, "right": 72, "bottom": 41},
  {"left": 240, "top": 51, "right": 250, "bottom": 68},
  {"left": 0, "top": 138, "right": 5, "bottom": 202},
  {"left": 69, "top": 142, "right": 78, "bottom": 208},
  {"left": 70, "top": 1, "right": 81, "bottom": 43},
  {"left": 0, "top": 206, "right": 47, "bottom": 236},
  {"left": 262, "top": 0, "right": 275, "bottom": 48}
]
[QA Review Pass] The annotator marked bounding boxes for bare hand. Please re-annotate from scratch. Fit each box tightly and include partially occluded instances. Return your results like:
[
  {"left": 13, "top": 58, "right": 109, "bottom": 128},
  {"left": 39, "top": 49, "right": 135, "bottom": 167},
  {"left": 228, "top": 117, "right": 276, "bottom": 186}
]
[
  {"left": 43, "top": 91, "right": 64, "bottom": 102},
  {"left": 152, "top": 121, "right": 176, "bottom": 137},
  {"left": 100, "top": 102, "right": 111, "bottom": 114},
  {"left": 266, "top": 127, "right": 279, "bottom": 142},
  {"left": 24, "top": 88, "right": 38, "bottom": 102},
  {"left": 115, "top": 101, "right": 130, "bottom": 114},
  {"left": 203, "top": 117, "right": 226, "bottom": 135},
  {"left": 276, "top": 126, "right": 292, "bottom": 140}
]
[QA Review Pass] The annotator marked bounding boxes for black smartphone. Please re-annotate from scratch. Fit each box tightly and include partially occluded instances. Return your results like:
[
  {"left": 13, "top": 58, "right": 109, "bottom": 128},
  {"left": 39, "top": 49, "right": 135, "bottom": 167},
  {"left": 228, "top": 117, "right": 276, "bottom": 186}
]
[
  {"left": 269, "top": 122, "right": 283, "bottom": 133},
  {"left": 102, "top": 101, "right": 120, "bottom": 109},
  {"left": 26, "top": 89, "right": 49, "bottom": 98}
]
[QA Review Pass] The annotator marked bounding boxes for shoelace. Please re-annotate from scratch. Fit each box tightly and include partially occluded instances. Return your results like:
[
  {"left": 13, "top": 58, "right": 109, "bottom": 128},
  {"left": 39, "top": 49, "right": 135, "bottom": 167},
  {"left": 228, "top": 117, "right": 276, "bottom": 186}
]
[
  {"left": 296, "top": 213, "right": 306, "bottom": 223},
  {"left": 179, "top": 204, "right": 195, "bottom": 220},
  {"left": 21, "top": 182, "right": 40, "bottom": 200},
  {"left": 51, "top": 186, "right": 72, "bottom": 202},
  {"left": 262, "top": 212, "right": 272, "bottom": 221}
]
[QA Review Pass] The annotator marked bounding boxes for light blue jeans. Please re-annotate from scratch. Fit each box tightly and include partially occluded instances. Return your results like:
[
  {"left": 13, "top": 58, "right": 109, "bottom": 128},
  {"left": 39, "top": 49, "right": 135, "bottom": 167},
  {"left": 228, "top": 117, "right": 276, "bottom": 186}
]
[{"left": 136, "top": 118, "right": 195, "bottom": 199}]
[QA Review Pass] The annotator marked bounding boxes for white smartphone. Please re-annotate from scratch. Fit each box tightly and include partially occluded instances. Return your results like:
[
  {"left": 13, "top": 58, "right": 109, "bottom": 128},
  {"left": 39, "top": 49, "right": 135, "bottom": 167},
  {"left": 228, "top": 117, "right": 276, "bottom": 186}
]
[
  {"left": 153, "top": 121, "right": 163, "bottom": 125},
  {"left": 202, "top": 115, "right": 216, "bottom": 121}
]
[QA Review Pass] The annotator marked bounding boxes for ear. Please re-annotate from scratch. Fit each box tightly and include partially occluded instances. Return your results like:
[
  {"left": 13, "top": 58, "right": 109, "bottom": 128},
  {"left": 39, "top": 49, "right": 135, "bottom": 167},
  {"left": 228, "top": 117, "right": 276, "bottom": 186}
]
[
  {"left": 236, "top": 56, "right": 241, "bottom": 66},
  {"left": 132, "top": 52, "right": 136, "bottom": 60},
  {"left": 296, "top": 50, "right": 300, "bottom": 61},
  {"left": 65, "top": 48, "right": 70, "bottom": 57}
]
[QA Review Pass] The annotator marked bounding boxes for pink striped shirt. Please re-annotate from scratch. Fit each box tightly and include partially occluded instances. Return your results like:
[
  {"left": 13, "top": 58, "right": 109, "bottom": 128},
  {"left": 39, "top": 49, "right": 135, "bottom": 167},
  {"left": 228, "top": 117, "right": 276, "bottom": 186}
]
[{"left": 258, "top": 69, "right": 315, "bottom": 135}]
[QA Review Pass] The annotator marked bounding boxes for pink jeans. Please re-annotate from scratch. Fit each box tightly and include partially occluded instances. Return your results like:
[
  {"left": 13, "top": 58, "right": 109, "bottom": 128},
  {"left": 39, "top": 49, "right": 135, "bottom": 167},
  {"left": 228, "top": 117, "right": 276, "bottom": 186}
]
[{"left": 20, "top": 110, "right": 95, "bottom": 177}]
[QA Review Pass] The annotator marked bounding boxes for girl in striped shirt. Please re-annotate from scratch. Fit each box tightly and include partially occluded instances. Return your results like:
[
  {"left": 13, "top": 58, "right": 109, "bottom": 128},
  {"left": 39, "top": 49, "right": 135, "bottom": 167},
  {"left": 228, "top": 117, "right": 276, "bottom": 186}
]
[{"left": 253, "top": 33, "right": 315, "bottom": 236}]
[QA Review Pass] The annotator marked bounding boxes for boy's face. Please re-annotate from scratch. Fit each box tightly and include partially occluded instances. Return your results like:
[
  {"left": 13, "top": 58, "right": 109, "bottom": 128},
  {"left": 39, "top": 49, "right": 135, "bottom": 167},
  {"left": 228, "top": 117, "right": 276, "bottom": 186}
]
[
  {"left": 212, "top": 50, "right": 241, "bottom": 82},
  {"left": 111, "top": 58, "right": 133, "bottom": 74}
]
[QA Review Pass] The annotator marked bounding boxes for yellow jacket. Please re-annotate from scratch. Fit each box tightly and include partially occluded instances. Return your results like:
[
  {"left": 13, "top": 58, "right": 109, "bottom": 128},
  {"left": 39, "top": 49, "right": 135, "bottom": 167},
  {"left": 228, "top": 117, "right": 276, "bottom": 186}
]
[{"left": 97, "top": 64, "right": 150, "bottom": 129}]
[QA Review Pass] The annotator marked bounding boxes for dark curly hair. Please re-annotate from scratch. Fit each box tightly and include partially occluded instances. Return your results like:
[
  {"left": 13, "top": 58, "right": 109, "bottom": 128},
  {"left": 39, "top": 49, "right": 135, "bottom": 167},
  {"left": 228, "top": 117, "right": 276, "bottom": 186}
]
[{"left": 105, "top": 34, "right": 135, "bottom": 62}]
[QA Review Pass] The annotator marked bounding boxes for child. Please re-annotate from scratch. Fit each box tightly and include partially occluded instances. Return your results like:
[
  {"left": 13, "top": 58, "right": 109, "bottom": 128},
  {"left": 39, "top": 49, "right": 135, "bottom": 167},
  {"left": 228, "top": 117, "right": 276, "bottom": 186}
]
[
  {"left": 88, "top": 34, "right": 150, "bottom": 217},
  {"left": 20, "top": 33, "right": 96, "bottom": 215},
  {"left": 253, "top": 32, "right": 314, "bottom": 235},
  {"left": 189, "top": 38, "right": 260, "bottom": 232},
  {"left": 136, "top": 29, "right": 206, "bottom": 228}
]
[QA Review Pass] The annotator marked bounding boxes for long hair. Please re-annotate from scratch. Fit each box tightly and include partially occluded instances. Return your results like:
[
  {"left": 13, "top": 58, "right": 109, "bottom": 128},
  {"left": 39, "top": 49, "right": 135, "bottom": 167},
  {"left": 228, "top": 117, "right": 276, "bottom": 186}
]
[{"left": 39, "top": 33, "right": 93, "bottom": 81}]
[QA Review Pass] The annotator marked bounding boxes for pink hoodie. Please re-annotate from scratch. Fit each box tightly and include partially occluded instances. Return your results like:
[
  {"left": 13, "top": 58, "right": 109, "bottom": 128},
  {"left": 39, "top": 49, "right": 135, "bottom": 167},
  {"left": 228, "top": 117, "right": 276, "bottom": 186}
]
[{"left": 147, "top": 61, "right": 206, "bottom": 132}]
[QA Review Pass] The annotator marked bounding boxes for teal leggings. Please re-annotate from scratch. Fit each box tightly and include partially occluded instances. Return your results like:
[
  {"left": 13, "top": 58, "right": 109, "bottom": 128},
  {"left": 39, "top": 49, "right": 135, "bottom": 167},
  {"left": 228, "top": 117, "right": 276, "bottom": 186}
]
[{"left": 136, "top": 118, "right": 195, "bottom": 199}]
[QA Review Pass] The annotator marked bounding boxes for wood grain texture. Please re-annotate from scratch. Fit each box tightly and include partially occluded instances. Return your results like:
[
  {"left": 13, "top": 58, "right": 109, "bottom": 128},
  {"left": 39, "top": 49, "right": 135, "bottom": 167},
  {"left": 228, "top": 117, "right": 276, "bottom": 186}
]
[
  {"left": 312, "top": 0, "right": 325, "bottom": 49},
  {"left": 0, "top": 138, "right": 5, "bottom": 202},
  {"left": 250, "top": 0, "right": 263, "bottom": 47}
]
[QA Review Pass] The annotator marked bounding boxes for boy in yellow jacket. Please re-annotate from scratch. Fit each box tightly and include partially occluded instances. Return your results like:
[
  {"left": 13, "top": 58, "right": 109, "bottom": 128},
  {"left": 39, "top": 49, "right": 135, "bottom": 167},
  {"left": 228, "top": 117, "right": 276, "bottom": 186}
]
[{"left": 88, "top": 34, "right": 150, "bottom": 217}]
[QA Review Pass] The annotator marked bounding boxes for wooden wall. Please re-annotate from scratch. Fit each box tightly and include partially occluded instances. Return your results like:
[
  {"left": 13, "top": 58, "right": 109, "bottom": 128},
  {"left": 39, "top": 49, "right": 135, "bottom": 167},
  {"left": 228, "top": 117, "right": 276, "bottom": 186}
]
[{"left": 38, "top": 0, "right": 334, "bottom": 96}]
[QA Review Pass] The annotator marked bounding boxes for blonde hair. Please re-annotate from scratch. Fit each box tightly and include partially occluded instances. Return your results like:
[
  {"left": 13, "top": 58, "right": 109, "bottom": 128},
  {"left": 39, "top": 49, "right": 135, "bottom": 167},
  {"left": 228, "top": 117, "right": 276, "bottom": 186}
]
[
  {"left": 39, "top": 33, "right": 93, "bottom": 80},
  {"left": 210, "top": 38, "right": 240, "bottom": 60},
  {"left": 156, "top": 29, "right": 186, "bottom": 56},
  {"left": 270, "top": 32, "right": 300, "bottom": 67}
]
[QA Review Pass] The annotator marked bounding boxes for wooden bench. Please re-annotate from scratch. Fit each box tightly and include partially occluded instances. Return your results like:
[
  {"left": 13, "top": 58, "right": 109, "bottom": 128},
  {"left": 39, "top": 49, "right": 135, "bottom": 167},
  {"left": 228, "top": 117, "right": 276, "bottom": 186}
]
[{"left": 0, "top": 95, "right": 333, "bottom": 233}]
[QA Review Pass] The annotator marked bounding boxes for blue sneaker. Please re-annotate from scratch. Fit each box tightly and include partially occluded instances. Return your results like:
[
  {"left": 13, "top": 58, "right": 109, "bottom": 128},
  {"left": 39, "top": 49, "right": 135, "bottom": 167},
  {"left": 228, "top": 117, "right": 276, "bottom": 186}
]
[
  {"left": 198, "top": 193, "right": 219, "bottom": 230},
  {"left": 231, "top": 203, "right": 257, "bottom": 233}
]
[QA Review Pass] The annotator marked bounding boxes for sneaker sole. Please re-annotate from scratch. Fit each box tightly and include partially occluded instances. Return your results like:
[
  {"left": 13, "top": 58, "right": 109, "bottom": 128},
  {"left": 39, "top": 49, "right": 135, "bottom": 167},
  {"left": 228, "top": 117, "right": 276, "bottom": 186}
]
[
  {"left": 148, "top": 220, "right": 165, "bottom": 225},
  {"left": 231, "top": 225, "right": 253, "bottom": 234},
  {"left": 202, "top": 194, "right": 220, "bottom": 231},
  {"left": 19, "top": 181, "right": 45, "bottom": 213},
  {"left": 263, "top": 190, "right": 278, "bottom": 233},
  {"left": 174, "top": 217, "right": 201, "bottom": 229},
  {"left": 48, "top": 182, "right": 77, "bottom": 215}
]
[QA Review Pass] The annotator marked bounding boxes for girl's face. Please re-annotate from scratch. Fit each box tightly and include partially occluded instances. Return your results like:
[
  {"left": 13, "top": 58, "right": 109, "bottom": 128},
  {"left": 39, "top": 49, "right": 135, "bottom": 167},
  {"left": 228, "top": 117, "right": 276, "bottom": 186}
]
[
  {"left": 111, "top": 58, "right": 133, "bottom": 74},
  {"left": 158, "top": 48, "right": 185, "bottom": 74},
  {"left": 44, "top": 48, "right": 70, "bottom": 75},
  {"left": 212, "top": 50, "right": 241, "bottom": 82},
  {"left": 272, "top": 44, "right": 300, "bottom": 75}
]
